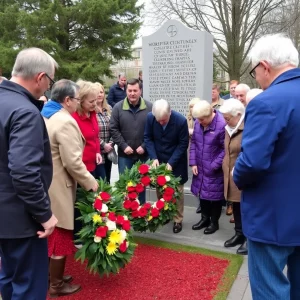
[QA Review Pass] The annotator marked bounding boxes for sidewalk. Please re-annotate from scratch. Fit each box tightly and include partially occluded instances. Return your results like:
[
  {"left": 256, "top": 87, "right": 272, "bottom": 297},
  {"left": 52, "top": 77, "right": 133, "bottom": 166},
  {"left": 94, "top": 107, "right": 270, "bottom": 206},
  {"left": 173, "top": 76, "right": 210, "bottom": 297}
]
[{"left": 110, "top": 164, "right": 252, "bottom": 300}]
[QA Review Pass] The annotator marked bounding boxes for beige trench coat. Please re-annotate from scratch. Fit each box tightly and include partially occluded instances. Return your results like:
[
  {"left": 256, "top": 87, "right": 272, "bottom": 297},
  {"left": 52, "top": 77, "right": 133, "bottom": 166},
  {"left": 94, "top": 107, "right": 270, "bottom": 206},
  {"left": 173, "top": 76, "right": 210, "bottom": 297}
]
[
  {"left": 222, "top": 122, "right": 244, "bottom": 202},
  {"left": 44, "top": 108, "right": 96, "bottom": 230}
]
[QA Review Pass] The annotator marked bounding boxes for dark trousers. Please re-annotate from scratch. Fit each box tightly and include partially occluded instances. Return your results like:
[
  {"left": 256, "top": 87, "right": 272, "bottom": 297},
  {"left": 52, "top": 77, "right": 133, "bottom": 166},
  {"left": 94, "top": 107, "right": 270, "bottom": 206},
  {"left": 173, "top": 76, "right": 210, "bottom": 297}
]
[
  {"left": 200, "top": 199, "right": 223, "bottom": 223},
  {"left": 74, "top": 170, "right": 96, "bottom": 242},
  {"left": 232, "top": 202, "right": 243, "bottom": 234},
  {"left": 0, "top": 237, "right": 48, "bottom": 300},
  {"left": 95, "top": 155, "right": 112, "bottom": 184}
]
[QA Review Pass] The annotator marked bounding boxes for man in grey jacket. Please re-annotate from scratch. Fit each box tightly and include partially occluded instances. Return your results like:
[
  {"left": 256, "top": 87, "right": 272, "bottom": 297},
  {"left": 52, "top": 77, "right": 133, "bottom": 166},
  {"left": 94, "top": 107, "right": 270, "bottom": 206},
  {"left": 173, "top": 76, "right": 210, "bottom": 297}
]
[{"left": 110, "top": 78, "right": 152, "bottom": 203}]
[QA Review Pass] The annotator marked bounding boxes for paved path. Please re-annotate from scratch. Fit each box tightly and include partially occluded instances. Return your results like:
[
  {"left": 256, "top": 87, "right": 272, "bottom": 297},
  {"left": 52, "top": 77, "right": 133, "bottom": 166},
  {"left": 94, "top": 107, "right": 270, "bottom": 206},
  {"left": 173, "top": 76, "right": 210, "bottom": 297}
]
[{"left": 110, "top": 164, "right": 252, "bottom": 300}]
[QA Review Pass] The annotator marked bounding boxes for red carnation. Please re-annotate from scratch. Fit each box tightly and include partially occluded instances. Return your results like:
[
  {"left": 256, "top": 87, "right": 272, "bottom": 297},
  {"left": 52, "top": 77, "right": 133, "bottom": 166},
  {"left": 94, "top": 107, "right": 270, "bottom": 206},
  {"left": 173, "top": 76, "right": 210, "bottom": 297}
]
[
  {"left": 93, "top": 199, "right": 102, "bottom": 211},
  {"left": 135, "top": 183, "right": 145, "bottom": 193},
  {"left": 131, "top": 210, "right": 139, "bottom": 218},
  {"left": 157, "top": 175, "right": 167, "bottom": 186},
  {"left": 119, "top": 240, "right": 128, "bottom": 253},
  {"left": 156, "top": 200, "right": 165, "bottom": 210},
  {"left": 122, "top": 220, "right": 131, "bottom": 231},
  {"left": 138, "top": 207, "right": 148, "bottom": 217},
  {"left": 127, "top": 186, "right": 136, "bottom": 192},
  {"left": 143, "top": 203, "right": 152, "bottom": 210},
  {"left": 99, "top": 191, "right": 111, "bottom": 202},
  {"left": 172, "top": 199, "right": 177, "bottom": 203},
  {"left": 138, "top": 164, "right": 150, "bottom": 175},
  {"left": 163, "top": 193, "right": 173, "bottom": 201},
  {"left": 151, "top": 208, "right": 160, "bottom": 218},
  {"left": 116, "top": 215, "right": 124, "bottom": 225},
  {"left": 123, "top": 200, "right": 132, "bottom": 210},
  {"left": 108, "top": 212, "right": 116, "bottom": 222},
  {"left": 95, "top": 226, "right": 108, "bottom": 238},
  {"left": 141, "top": 176, "right": 151, "bottom": 186},
  {"left": 101, "top": 212, "right": 107, "bottom": 217},
  {"left": 131, "top": 200, "right": 139, "bottom": 211},
  {"left": 164, "top": 187, "right": 175, "bottom": 196},
  {"left": 128, "top": 192, "right": 137, "bottom": 199}
]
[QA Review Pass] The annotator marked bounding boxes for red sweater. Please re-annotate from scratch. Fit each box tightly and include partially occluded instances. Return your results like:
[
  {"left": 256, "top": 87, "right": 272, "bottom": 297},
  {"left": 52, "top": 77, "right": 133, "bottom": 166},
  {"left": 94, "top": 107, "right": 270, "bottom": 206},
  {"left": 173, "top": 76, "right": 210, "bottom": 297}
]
[{"left": 72, "top": 111, "right": 100, "bottom": 172}]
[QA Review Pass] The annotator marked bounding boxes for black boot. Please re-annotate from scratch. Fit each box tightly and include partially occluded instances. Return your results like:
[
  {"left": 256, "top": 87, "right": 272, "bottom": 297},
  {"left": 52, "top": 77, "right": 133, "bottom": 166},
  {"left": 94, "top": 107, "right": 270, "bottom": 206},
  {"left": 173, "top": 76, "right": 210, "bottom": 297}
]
[
  {"left": 237, "top": 240, "right": 248, "bottom": 255},
  {"left": 196, "top": 204, "right": 201, "bottom": 214},
  {"left": 204, "top": 222, "right": 219, "bottom": 234},
  {"left": 204, "top": 200, "right": 222, "bottom": 234},
  {"left": 192, "top": 217, "right": 210, "bottom": 230},
  {"left": 224, "top": 233, "right": 245, "bottom": 248}
]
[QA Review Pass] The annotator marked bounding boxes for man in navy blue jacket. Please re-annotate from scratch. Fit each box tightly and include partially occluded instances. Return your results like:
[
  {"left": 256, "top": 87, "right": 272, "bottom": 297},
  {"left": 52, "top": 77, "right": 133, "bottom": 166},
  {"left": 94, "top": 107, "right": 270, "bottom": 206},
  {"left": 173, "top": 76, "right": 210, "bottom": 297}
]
[
  {"left": 144, "top": 99, "right": 189, "bottom": 233},
  {"left": 233, "top": 34, "right": 300, "bottom": 299},
  {"left": 107, "top": 73, "right": 127, "bottom": 107},
  {"left": 0, "top": 48, "right": 58, "bottom": 300}
]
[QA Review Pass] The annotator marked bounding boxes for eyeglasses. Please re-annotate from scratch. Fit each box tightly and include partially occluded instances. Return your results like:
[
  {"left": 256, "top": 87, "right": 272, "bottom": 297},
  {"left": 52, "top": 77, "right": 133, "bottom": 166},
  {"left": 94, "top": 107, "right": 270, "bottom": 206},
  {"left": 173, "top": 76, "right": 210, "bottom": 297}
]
[
  {"left": 70, "top": 97, "right": 81, "bottom": 102},
  {"left": 44, "top": 73, "right": 55, "bottom": 90},
  {"left": 249, "top": 62, "right": 261, "bottom": 79}
]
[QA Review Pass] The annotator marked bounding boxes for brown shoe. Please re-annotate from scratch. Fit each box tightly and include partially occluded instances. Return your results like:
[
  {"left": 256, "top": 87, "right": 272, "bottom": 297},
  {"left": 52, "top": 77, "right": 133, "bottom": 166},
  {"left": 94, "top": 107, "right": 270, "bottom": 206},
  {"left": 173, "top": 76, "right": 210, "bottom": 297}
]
[
  {"left": 226, "top": 205, "right": 233, "bottom": 216},
  {"left": 49, "top": 257, "right": 81, "bottom": 298},
  {"left": 229, "top": 217, "right": 235, "bottom": 223}
]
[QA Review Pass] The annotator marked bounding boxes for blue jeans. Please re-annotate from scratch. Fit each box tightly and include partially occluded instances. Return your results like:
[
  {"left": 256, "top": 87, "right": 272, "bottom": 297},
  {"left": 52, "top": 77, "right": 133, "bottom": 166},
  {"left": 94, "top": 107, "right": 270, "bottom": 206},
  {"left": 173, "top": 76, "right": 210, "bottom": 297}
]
[
  {"left": 0, "top": 237, "right": 48, "bottom": 300},
  {"left": 118, "top": 156, "right": 147, "bottom": 204},
  {"left": 248, "top": 239, "right": 300, "bottom": 300}
]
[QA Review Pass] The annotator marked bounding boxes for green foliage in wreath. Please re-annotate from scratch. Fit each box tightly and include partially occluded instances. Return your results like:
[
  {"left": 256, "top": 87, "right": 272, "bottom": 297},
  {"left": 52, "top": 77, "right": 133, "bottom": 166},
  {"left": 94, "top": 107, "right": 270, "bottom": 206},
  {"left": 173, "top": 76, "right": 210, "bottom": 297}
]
[
  {"left": 75, "top": 179, "right": 136, "bottom": 277},
  {"left": 114, "top": 160, "right": 182, "bottom": 233}
]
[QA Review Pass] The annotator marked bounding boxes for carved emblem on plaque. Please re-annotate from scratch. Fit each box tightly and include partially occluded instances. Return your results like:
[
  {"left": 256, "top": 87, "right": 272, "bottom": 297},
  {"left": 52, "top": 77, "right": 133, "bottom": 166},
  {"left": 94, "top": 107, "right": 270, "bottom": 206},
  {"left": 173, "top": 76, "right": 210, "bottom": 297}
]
[{"left": 167, "top": 25, "right": 178, "bottom": 37}]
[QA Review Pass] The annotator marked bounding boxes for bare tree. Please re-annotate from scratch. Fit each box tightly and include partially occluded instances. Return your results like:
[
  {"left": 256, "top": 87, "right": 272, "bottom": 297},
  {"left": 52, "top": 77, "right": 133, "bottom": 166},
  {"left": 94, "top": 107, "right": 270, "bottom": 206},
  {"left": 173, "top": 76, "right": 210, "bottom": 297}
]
[{"left": 149, "top": 0, "right": 285, "bottom": 81}]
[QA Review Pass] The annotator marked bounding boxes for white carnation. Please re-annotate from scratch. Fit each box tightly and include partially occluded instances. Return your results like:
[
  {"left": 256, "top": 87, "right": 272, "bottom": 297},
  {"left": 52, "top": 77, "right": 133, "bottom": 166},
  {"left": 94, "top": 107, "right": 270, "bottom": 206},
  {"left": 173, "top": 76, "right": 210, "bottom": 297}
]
[
  {"left": 94, "top": 236, "right": 102, "bottom": 243},
  {"left": 101, "top": 203, "right": 108, "bottom": 213},
  {"left": 165, "top": 176, "right": 171, "bottom": 182},
  {"left": 106, "top": 220, "right": 117, "bottom": 231},
  {"left": 120, "top": 230, "right": 127, "bottom": 243}
]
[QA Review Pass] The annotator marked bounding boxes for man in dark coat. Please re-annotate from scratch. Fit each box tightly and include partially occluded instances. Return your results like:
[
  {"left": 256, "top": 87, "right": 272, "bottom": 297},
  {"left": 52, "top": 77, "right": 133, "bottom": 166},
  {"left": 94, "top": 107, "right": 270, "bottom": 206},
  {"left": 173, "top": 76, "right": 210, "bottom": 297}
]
[
  {"left": 110, "top": 78, "right": 152, "bottom": 204},
  {"left": 0, "top": 48, "right": 58, "bottom": 300},
  {"left": 107, "top": 73, "right": 127, "bottom": 107},
  {"left": 144, "top": 99, "right": 189, "bottom": 233}
]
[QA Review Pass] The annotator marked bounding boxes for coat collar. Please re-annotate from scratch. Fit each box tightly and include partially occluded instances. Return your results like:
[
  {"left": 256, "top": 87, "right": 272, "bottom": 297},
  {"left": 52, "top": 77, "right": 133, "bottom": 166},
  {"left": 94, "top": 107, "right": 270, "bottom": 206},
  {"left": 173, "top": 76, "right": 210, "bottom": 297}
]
[
  {"left": 122, "top": 97, "right": 147, "bottom": 110},
  {"left": 0, "top": 80, "right": 44, "bottom": 111},
  {"left": 270, "top": 68, "right": 300, "bottom": 88}
]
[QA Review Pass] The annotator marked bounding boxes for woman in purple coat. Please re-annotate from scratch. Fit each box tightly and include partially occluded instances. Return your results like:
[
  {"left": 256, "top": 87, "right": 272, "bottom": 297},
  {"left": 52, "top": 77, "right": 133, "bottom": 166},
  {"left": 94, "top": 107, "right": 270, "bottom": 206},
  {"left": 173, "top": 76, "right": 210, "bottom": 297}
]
[{"left": 189, "top": 100, "right": 226, "bottom": 234}]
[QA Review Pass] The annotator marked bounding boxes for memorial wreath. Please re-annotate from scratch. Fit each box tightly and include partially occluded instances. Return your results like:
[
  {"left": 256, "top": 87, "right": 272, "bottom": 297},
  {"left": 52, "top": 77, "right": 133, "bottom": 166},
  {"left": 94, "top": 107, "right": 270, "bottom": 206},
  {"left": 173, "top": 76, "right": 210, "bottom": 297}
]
[
  {"left": 114, "top": 161, "right": 181, "bottom": 232},
  {"left": 75, "top": 180, "right": 136, "bottom": 276}
]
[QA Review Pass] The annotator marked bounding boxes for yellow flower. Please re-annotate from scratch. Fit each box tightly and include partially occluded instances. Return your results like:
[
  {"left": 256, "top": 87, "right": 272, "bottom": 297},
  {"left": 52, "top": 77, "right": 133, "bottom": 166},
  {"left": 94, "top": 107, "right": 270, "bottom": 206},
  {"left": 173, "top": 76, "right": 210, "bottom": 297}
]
[
  {"left": 106, "top": 242, "right": 118, "bottom": 255},
  {"left": 163, "top": 185, "right": 168, "bottom": 189},
  {"left": 109, "top": 230, "right": 122, "bottom": 244},
  {"left": 92, "top": 214, "right": 102, "bottom": 224},
  {"left": 164, "top": 203, "right": 169, "bottom": 210},
  {"left": 147, "top": 215, "right": 153, "bottom": 221},
  {"left": 127, "top": 181, "right": 134, "bottom": 187}
]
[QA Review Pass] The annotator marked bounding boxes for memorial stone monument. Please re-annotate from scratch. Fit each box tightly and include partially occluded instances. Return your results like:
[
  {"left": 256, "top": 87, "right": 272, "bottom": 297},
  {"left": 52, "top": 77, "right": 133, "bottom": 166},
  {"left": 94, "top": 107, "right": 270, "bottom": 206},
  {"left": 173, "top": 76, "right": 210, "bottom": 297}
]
[{"left": 143, "top": 19, "right": 214, "bottom": 115}]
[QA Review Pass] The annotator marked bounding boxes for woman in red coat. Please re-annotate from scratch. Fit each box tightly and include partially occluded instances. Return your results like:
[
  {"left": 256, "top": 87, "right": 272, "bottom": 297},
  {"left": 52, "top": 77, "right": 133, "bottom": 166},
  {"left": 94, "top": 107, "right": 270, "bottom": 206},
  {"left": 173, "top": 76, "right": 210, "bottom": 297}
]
[{"left": 72, "top": 80, "right": 102, "bottom": 244}]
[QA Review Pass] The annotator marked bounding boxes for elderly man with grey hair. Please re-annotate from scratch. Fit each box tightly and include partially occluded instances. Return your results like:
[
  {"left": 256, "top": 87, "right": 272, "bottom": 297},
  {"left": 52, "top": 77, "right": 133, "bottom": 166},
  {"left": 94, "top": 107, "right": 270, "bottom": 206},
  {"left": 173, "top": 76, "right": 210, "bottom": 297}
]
[
  {"left": 144, "top": 99, "right": 189, "bottom": 233},
  {"left": 233, "top": 33, "right": 300, "bottom": 299},
  {"left": 0, "top": 47, "right": 58, "bottom": 299},
  {"left": 235, "top": 83, "right": 250, "bottom": 106}
]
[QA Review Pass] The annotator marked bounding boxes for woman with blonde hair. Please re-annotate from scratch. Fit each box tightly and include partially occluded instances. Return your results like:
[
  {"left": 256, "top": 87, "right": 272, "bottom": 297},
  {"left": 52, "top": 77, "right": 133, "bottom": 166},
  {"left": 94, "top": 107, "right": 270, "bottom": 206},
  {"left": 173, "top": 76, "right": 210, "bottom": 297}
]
[
  {"left": 94, "top": 82, "right": 114, "bottom": 183},
  {"left": 72, "top": 80, "right": 102, "bottom": 244}
]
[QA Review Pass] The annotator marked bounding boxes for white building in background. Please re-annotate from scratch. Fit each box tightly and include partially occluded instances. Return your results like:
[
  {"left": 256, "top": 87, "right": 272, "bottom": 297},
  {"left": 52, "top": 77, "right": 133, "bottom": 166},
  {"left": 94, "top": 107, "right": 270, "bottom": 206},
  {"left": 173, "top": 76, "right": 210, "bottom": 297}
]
[{"left": 104, "top": 46, "right": 143, "bottom": 87}]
